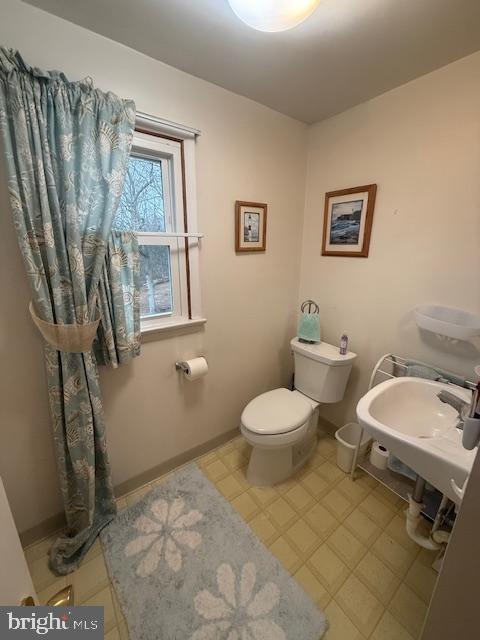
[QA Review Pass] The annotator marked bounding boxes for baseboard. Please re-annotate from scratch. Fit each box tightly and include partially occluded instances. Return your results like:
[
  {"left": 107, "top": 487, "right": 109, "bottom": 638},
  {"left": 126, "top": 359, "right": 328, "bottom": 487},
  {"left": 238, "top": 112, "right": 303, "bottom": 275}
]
[
  {"left": 20, "top": 512, "right": 66, "bottom": 549},
  {"left": 318, "top": 415, "right": 339, "bottom": 437},
  {"left": 114, "top": 427, "right": 239, "bottom": 496},
  {"left": 20, "top": 427, "right": 240, "bottom": 548}
]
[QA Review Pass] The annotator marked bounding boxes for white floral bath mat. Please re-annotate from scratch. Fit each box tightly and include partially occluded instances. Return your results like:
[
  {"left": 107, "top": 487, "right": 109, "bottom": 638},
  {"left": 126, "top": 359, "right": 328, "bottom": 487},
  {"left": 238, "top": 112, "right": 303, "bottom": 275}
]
[{"left": 101, "top": 464, "right": 327, "bottom": 639}]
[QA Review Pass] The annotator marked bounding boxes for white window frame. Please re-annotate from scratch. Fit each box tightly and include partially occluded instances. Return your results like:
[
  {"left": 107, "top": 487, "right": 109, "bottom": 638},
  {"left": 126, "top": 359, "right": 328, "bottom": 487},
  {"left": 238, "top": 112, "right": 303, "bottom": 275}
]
[{"left": 131, "top": 114, "right": 204, "bottom": 334}]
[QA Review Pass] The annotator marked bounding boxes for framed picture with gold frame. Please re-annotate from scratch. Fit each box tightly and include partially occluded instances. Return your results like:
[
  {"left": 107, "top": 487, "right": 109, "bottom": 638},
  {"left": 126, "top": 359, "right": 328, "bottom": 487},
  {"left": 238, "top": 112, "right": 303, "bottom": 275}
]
[
  {"left": 235, "top": 201, "right": 267, "bottom": 252},
  {"left": 322, "top": 184, "right": 377, "bottom": 257}
]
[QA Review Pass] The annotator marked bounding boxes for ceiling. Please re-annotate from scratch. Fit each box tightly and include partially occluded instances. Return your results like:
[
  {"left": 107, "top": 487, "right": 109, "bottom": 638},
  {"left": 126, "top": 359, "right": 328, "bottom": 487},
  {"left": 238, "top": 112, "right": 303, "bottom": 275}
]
[{"left": 24, "top": 0, "right": 480, "bottom": 123}]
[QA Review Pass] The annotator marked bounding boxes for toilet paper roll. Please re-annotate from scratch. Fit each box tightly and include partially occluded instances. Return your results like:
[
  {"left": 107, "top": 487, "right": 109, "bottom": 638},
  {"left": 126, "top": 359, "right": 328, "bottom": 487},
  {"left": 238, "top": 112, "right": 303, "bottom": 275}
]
[
  {"left": 183, "top": 357, "right": 208, "bottom": 381},
  {"left": 370, "top": 441, "right": 389, "bottom": 470}
]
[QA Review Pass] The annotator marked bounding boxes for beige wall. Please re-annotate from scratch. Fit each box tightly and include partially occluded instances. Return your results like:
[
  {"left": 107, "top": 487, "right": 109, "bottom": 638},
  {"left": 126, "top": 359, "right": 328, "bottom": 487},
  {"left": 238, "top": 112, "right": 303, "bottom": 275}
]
[
  {"left": 0, "top": 0, "right": 307, "bottom": 533},
  {"left": 299, "top": 52, "right": 480, "bottom": 429}
]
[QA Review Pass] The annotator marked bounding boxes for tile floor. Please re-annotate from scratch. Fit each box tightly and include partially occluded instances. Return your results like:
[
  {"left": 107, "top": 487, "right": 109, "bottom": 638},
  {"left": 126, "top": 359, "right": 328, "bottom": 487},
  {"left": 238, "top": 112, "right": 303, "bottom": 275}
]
[{"left": 25, "top": 435, "right": 439, "bottom": 639}]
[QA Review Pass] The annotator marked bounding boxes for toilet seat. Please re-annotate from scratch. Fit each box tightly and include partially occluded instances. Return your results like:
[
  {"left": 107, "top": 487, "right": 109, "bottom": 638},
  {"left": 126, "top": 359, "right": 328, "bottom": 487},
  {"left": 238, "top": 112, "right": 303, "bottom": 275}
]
[{"left": 241, "top": 388, "right": 312, "bottom": 435}]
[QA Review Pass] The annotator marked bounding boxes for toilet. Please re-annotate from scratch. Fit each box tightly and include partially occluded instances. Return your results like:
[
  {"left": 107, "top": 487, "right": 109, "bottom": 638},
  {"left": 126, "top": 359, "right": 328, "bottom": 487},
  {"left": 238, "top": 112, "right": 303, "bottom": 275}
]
[{"left": 240, "top": 338, "right": 356, "bottom": 486}]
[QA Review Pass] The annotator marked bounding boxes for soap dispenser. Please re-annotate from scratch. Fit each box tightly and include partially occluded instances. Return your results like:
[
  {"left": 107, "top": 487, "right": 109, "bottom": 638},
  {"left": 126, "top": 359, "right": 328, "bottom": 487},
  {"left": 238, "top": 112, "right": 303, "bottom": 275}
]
[{"left": 339, "top": 334, "right": 349, "bottom": 355}]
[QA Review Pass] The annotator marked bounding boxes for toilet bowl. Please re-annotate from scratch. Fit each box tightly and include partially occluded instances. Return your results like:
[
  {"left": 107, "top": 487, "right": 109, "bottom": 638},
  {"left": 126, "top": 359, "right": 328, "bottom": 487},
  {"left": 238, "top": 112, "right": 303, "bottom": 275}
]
[
  {"left": 241, "top": 388, "right": 319, "bottom": 485},
  {"left": 240, "top": 338, "right": 356, "bottom": 486}
]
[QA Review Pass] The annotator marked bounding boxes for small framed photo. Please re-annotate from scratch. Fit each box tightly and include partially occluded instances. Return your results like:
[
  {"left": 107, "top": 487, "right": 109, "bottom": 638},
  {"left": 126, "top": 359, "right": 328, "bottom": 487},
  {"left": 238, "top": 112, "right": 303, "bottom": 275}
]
[
  {"left": 322, "top": 184, "right": 377, "bottom": 257},
  {"left": 235, "top": 201, "right": 267, "bottom": 252}
]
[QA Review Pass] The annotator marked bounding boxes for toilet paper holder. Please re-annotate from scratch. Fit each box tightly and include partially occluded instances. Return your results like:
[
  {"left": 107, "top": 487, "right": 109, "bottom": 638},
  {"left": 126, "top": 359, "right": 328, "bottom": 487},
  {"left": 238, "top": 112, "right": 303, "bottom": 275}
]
[{"left": 175, "top": 357, "right": 209, "bottom": 381}]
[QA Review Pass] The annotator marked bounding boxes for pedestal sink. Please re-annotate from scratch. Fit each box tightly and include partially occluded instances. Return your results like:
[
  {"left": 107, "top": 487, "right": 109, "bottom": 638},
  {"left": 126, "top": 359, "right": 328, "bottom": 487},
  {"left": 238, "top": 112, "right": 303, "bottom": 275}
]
[{"left": 356, "top": 377, "right": 476, "bottom": 504}]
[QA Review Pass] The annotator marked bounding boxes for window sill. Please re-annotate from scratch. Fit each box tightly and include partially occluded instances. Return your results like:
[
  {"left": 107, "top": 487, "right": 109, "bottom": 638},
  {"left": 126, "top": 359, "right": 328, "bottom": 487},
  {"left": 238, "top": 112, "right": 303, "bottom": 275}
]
[{"left": 141, "top": 317, "right": 207, "bottom": 336}]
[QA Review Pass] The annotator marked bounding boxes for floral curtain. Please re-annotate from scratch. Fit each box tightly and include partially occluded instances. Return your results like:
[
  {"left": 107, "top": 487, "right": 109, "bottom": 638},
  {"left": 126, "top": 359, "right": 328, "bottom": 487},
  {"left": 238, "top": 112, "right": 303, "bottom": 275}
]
[
  {"left": 94, "top": 231, "right": 141, "bottom": 367},
  {"left": 0, "top": 48, "right": 135, "bottom": 574}
]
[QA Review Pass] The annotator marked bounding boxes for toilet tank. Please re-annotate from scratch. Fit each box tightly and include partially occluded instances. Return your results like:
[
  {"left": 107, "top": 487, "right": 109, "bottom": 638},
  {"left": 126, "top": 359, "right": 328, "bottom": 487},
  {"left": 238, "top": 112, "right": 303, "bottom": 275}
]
[{"left": 290, "top": 338, "right": 356, "bottom": 403}]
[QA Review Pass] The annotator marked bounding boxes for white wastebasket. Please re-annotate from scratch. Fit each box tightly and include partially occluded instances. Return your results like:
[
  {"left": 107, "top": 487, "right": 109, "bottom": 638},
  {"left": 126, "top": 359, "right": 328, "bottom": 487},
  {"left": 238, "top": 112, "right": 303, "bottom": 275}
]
[{"left": 335, "top": 422, "right": 371, "bottom": 473}]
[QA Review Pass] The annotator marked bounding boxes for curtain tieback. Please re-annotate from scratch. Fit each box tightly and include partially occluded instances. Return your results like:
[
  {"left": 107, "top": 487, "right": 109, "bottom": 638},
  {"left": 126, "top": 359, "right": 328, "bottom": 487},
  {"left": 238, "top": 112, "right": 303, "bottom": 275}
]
[{"left": 29, "top": 301, "right": 100, "bottom": 353}]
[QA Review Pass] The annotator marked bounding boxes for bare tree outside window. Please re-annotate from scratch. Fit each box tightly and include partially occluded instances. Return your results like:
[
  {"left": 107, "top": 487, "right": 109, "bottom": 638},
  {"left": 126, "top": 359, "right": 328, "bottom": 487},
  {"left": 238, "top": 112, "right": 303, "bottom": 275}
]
[
  {"left": 115, "top": 156, "right": 165, "bottom": 232},
  {"left": 115, "top": 156, "right": 173, "bottom": 316}
]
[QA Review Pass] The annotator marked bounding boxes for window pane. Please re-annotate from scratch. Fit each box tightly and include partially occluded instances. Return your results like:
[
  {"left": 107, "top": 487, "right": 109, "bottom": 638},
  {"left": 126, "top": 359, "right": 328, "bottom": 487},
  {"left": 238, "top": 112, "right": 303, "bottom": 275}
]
[
  {"left": 139, "top": 245, "right": 173, "bottom": 316},
  {"left": 115, "top": 155, "right": 166, "bottom": 232}
]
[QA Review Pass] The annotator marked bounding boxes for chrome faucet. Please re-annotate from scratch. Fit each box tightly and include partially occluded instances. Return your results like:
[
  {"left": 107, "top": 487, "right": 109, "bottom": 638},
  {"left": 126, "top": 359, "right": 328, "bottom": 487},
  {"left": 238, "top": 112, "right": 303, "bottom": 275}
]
[{"left": 437, "top": 390, "right": 470, "bottom": 430}]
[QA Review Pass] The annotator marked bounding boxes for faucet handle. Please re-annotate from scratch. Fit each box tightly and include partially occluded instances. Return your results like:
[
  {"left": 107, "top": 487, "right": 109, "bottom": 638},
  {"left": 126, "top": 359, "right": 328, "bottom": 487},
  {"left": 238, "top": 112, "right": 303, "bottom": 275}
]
[{"left": 437, "top": 390, "right": 469, "bottom": 416}]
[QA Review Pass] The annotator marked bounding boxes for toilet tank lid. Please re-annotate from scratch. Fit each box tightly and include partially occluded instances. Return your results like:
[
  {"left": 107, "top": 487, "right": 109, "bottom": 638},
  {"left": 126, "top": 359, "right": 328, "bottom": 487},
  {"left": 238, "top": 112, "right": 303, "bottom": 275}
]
[{"left": 291, "top": 338, "right": 356, "bottom": 366}]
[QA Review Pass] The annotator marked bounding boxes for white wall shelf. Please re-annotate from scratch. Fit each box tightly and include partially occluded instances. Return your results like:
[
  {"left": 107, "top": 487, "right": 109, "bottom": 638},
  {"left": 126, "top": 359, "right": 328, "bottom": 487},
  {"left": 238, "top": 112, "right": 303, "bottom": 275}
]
[{"left": 415, "top": 304, "right": 480, "bottom": 341}]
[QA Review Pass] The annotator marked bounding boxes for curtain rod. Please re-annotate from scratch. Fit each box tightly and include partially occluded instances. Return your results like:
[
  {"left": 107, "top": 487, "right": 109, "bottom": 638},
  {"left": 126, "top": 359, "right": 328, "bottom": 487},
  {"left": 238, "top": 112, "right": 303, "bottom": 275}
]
[{"left": 135, "top": 111, "right": 201, "bottom": 139}]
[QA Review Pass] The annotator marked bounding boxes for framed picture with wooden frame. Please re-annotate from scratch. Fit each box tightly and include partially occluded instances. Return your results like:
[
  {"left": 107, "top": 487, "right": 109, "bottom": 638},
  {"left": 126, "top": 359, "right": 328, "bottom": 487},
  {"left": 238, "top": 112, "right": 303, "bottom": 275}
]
[
  {"left": 322, "top": 184, "right": 377, "bottom": 257},
  {"left": 235, "top": 201, "right": 267, "bottom": 252}
]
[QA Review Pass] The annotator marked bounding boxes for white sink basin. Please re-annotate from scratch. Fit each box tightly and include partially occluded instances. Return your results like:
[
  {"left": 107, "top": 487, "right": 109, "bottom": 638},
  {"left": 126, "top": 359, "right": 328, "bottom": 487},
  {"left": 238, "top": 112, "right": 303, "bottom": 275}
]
[{"left": 357, "top": 377, "right": 476, "bottom": 504}]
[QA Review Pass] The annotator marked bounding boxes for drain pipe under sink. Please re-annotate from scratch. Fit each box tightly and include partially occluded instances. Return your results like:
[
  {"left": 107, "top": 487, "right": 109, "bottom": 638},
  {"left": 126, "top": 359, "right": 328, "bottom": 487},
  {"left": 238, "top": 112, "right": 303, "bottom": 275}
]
[{"left": 405, "top": 476, "right": 441, "bottom": 551}]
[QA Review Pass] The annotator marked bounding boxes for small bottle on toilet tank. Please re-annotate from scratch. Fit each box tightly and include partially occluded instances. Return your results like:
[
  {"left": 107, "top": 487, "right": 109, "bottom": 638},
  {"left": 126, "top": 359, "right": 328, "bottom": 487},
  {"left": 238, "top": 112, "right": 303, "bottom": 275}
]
[{"left": 339, "top": 334, "right": 348, "bottom": 355}]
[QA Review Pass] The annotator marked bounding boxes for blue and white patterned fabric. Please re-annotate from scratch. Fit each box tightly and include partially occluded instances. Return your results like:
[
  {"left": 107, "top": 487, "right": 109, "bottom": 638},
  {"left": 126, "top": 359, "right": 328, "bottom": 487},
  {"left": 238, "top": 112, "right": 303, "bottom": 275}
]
[
  {"left": 0, "top": 48, "right": 135, "bottom": 574},
  {"left": 94, "top": 231, "right": 141, "bottom": 368}
]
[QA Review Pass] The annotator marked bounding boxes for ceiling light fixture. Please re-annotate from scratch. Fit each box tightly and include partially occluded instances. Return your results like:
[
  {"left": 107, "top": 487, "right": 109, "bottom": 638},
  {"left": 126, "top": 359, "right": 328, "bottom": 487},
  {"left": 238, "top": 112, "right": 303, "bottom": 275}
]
[{"left": 227, "top": 0, "right": 321, "bottom": 33}]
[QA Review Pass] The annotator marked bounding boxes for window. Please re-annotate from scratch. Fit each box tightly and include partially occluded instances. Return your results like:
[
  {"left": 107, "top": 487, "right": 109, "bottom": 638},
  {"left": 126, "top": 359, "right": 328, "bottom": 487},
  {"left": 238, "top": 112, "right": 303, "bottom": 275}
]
[{"left": 114, "top": 122, "right": 203, "bottom": 333}]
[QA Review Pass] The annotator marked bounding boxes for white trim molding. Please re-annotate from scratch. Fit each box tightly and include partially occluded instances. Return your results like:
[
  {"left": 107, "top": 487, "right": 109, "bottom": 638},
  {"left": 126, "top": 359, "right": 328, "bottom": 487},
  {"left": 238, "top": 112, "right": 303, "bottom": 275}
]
[
  {"left": 136, "top": 111, "right": 201, "bottom": 140},
  {"left": 141, "top": 317, "right": 207, "bottom": 336},
  {"left": 133, "top": 113, "right": 203, "bottom": 335}
]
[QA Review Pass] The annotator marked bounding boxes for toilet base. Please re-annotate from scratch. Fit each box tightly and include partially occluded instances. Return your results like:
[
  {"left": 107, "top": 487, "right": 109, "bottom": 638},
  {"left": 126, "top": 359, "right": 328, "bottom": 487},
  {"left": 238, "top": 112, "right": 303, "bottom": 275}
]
[{"left": 245, "top": 433, "right": 317, "bottom": 487}]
